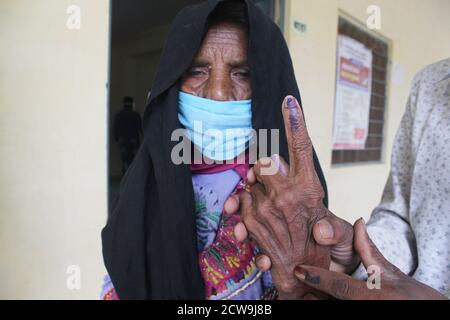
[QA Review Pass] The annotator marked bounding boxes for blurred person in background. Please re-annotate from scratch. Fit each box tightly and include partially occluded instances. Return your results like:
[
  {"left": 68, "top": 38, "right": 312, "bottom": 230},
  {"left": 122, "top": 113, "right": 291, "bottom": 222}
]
[{"left": 113, "top": 96, "right": 143, "bottom": 175}]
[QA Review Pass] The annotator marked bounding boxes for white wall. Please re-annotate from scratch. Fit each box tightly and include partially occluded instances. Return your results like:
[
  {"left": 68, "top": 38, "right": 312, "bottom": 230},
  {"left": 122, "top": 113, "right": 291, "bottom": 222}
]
[
  {"left": 285, "top": 0, "right": 450, "bottom": 224},
  {"left": 0, "top": 0, "right": 109, "bottom": 299}
]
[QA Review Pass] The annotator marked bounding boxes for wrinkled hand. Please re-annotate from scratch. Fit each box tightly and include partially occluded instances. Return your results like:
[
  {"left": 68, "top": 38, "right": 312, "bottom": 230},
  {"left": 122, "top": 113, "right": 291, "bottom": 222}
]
[
  {"left": 293, "top": 219, "right": 448, "bottom": 300},
  {"left": 231, "top": 196, "right": 359, "bottom": 274},
  {"left": 228, "top": 98, "right": 359, "bottom": 277},
  {"left": 231, "top": 181, "right": 359, "bottom": 275},
  {"left": 230, "top": 95, "right": 335, "bottom": 299}
]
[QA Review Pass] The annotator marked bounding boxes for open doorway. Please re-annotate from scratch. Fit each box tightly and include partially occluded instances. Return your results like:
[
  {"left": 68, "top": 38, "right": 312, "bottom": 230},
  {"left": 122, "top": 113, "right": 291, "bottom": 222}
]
[
  {"left": 107, "top": 0, "right": 204, "bottom": 211},
  {"left": 107, "top": 0, "right": 284, "bottom": 213}
]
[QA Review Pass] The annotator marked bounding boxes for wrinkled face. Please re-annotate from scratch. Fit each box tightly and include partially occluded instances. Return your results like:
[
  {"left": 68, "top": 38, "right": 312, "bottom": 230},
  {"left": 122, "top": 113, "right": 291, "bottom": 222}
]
[{"left": 180, "top": 20, "right": 251, "bottom": 101}]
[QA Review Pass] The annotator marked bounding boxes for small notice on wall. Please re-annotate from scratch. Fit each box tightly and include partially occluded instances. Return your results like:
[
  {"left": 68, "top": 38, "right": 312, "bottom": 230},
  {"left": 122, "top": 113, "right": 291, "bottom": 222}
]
[{"left": 332, "top": 35, "right": 373, "bottom": 150}]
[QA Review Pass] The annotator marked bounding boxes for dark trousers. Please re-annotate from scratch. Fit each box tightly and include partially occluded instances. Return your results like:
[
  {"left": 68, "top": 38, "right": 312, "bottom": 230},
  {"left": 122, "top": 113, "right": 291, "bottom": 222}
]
[{"left": 117, "top": 138, "right": 139, "bottom": 175}]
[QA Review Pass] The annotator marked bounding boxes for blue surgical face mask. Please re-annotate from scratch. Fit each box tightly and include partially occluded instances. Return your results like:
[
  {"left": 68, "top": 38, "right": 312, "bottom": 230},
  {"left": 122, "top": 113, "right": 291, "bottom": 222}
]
[{"left": 178, "top": 91, "right": 254, "bottom": 161}]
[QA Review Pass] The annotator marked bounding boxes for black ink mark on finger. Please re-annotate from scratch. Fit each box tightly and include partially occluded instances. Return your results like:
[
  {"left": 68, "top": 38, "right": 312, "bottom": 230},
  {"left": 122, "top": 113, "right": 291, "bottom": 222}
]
[
  {"left": 304, "top": 271, "right": 321, "bottom": 285},
  {"left": 286, "top": 96, "right": 301, "bottom": 134}
]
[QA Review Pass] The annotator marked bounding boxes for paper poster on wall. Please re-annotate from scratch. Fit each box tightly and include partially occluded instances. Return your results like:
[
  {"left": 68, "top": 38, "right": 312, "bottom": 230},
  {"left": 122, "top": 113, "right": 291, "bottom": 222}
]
[{"left": 332, "top": 35, "right": 373, "bottom": 150}]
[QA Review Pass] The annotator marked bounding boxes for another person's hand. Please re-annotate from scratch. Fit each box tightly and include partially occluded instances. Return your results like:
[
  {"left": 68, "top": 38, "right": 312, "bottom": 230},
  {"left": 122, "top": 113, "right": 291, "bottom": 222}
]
[
  {"left": 229, "top": 95, "right": 335, "bottom": 299},
  {"left": 293, "top": 218, "right": 448, "bottom": 300}
]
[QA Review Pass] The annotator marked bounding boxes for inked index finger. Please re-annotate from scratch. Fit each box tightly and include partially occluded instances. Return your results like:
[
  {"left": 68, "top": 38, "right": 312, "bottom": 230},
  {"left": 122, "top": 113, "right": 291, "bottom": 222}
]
[{"left": 282, "top": 95, "right": 315, "bottom": 177}]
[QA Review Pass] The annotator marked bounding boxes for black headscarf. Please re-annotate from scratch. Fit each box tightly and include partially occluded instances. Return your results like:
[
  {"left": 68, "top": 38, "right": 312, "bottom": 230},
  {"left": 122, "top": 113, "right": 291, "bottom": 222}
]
[{"left": 102, "top": 0, "right": 328, "bottom": 300}]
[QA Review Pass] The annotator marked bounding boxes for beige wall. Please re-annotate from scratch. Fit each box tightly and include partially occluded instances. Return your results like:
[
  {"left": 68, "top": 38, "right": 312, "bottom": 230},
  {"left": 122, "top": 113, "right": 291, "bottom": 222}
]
[
  {"left": 0, "top": 0, "right": 109, "bottom": 298},
  {"left": 285, "top": 0, "right": 450, "bottom": 224}
]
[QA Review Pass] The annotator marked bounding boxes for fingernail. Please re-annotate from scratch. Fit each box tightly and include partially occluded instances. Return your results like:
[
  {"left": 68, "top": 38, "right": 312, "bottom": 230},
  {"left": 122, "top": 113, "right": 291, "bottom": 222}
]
[
  {"left": 271, "top": 154, "right": 280, "bottom": 170},
  {"left": 317, "top": 220, "right": 334, "bottom": 240},
  {"left": 294, "top": 266, "right": 306, "bottom": 280},
  {"left": 295, "top": 267, "right": 321, "bottom": 285},
  {"left": 259, "top": 157, "right": 271, "bottom": 166},
  {"left": 286, "top": 96, "right": 297, "bottom": 109},
  {"left": 256, "top": 255, "right": 270, "bottom": 270},
  {"left": 246, "top": 169, "right": 253, "bottom": 181},
  {"left": 359, "top": 217, "right": 366, "bottom": 228},
  {"left": 286, "top": 96, "right": 300, "bottom": 133}
]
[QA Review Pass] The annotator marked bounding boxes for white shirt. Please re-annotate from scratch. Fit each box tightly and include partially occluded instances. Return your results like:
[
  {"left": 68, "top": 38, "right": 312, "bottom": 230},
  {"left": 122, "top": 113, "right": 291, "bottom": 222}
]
[{"left": 353, "top": 58, "right": 450, "bottom": 297}]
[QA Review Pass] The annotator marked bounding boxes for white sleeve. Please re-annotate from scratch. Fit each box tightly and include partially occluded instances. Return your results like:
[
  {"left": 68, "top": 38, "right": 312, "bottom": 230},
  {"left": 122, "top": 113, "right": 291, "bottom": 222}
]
[{"left": 353, "top": 76, "right": 421, "bottom": 279}]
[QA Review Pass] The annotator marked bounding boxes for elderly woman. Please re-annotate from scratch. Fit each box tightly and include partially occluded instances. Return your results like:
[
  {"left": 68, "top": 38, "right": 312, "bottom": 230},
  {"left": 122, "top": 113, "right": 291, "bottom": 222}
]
[{"left": 101, "top": 0, "right": 329, "bottom": 300}]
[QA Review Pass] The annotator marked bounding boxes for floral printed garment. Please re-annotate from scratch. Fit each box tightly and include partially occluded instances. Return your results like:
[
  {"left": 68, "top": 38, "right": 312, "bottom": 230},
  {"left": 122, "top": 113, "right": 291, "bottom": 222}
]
[
  {"left": 101, "top": 160, "right": 276, "bottom": 300},
  {"left": 192, "top": 163, "right": 275, "bottom": 300}
]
